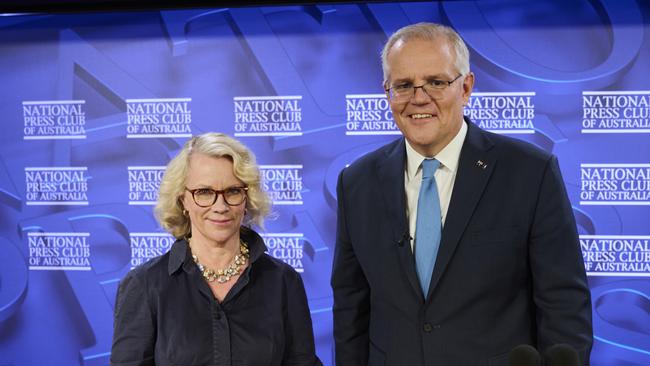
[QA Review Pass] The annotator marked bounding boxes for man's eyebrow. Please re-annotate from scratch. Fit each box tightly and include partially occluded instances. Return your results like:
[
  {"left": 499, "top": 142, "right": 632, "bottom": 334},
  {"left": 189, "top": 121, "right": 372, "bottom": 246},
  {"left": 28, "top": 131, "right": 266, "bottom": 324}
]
[
  {"left": 390, "top": 77, "right": 413, "bottom": 84},
  {"left": 425, "top": 74, "right": 449, "bottom": 81},
  {"left": 390, "top": 74, "right": 448, "bottom": 84}
]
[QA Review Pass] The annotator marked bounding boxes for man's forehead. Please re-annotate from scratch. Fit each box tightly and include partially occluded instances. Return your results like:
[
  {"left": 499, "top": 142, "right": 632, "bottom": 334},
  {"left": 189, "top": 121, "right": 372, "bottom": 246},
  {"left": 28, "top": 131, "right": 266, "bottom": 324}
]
[
  {"left": 387, "top": 38, "right": 453, "bottom": 66},
  {"left": 390, "top": 35, "right": 446, "bottom": 51}
]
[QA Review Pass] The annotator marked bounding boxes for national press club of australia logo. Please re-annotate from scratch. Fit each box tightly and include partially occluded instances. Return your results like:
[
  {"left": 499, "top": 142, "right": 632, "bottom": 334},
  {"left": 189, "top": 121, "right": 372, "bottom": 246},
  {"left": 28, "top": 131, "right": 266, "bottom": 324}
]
[
  {"left": 22, "top": 100, "right": 86, "bottom": 139},
  {"left": 581, "top": 90, "right": 650, "bottom": 133},
  {"left": 259, "top": 165, "right": 303, "bottom": 205},
  {"left": 233, "top": 96, "right": 302, "bottom": 137},
  {"left": 261, "top": 233, "right": 305, "bottom": 272},
  {"left": 464, "top": 92, "right": 535, "bottom": 134},
  {"left": 344, "top": 94, "right": 398, "bottom": 135},
  {"left": 27, "top": 232, "right": 91, "bottom": 271},
  {"left": 24, "top": 167, "right": 89, "bottom": 205},
  {"left": 580, "top": 163, "right": 650, "bottom": 205},
  {"left": 580, "top": 235, "right": 650, "bottom": 276},
  {"left": 126, "top": 98, "right": 192, "bottom": 138},
  {"left": 127, "top": 166, "right": 165, "bottom": 205},
  {"left": 129, "top": 232, "right": 175, "bottom": 268}
]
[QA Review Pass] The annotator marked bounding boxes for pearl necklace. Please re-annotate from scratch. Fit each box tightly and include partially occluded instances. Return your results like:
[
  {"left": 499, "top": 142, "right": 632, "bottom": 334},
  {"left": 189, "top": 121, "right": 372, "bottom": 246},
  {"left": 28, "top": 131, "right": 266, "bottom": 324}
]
[{"left": 189, "top": 239, "right": 249, "bottom": 283}]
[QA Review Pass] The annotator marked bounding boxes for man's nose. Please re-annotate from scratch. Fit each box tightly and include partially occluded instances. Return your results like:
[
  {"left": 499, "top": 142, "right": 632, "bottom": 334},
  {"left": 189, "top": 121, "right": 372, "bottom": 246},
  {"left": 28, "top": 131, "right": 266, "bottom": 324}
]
[{"left": 411, "top": 86, "right": 433, "bottom": 104}]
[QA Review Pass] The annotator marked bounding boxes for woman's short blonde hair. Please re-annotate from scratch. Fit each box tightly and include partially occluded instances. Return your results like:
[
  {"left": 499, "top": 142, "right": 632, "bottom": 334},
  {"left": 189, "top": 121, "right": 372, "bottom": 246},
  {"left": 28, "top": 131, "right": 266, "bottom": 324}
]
[{"left": 155, "top": 132, "right": 271, "bottom": 239}]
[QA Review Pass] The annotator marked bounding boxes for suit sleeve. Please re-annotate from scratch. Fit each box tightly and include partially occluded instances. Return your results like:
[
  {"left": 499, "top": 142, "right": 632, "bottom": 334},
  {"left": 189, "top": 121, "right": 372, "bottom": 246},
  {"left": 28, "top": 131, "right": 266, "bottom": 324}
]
[
  {"left": 282, "top": 270, "right": 323, "bottom": 366},
  {"left": 110, "top": 270, "right": 156, "bottom": 366},
  {"left": 331, "top": 168, "right": 371, "bottom": 366},
  {"left": 529, "top": 155, "right": 593, "bottom": 364}
]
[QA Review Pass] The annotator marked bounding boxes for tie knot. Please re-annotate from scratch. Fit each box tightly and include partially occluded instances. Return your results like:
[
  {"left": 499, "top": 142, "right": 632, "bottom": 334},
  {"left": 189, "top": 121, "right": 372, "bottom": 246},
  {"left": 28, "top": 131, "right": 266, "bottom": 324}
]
[{"left": 421, "top": 159, "right": 440, "bottom": 178}]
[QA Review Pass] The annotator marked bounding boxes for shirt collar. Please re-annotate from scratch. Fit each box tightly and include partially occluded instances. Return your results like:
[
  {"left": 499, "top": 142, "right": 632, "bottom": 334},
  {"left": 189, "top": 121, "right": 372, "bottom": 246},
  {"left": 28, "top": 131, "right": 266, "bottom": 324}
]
[
  {"left": 168, "top": 238, "right": 189, "bottom": 275},
  {"left": 167, "top": 227, "right": 268, "bottom": 275},
  {"left": 405, "top": 119, "right": 467, "bottom": 180}
]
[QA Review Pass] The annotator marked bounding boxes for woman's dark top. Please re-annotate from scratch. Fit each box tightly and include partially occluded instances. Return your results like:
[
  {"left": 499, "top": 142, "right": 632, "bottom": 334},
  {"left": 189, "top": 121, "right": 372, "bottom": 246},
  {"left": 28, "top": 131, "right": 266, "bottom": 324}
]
[{"left": 110, "top": 228, "right": 322, "bottom": 366}]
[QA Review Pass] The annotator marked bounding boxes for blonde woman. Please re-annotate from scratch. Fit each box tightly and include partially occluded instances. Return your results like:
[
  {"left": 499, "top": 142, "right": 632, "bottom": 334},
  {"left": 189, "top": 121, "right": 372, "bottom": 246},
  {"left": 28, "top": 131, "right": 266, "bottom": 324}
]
[{"left": 111, "top": 133, "right": 321, "bottom": 366}]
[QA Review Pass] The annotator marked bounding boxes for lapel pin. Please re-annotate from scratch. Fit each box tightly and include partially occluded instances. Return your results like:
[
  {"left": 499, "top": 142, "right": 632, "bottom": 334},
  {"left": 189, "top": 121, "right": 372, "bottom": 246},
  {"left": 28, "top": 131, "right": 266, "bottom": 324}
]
[{"left": 476, "top": 160, "right": 488, "bottom": 170}]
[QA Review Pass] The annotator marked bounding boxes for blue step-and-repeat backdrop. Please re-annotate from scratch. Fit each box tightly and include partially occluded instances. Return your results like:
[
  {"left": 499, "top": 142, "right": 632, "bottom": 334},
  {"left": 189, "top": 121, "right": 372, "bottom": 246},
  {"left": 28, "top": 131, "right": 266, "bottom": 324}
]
[{"left": 1, "top": 1, "right": 649, "bottom": 365}]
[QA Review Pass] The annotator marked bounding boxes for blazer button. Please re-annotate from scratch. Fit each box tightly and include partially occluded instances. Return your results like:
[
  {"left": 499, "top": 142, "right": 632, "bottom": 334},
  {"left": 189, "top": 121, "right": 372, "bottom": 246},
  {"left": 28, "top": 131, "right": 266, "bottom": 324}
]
[{"left": 423, "top": 323, "right": 433, "bottom": 332}]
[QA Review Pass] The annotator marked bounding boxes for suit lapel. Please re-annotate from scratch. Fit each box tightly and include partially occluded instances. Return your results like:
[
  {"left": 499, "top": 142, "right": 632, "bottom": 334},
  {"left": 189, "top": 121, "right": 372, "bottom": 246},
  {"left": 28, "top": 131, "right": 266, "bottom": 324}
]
[
  {"left": 377, "top": 139, "right": 422, "bottom": 300},
  {"left": 427, "top": 120, "right": 496, "bottom": 299}
]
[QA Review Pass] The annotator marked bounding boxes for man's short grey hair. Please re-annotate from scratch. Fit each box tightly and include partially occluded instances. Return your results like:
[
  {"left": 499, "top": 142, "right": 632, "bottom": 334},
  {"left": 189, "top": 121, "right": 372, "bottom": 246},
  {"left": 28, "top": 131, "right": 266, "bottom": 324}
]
[{"left": 381, "top": 22, "right": 470, "bottom": 84}]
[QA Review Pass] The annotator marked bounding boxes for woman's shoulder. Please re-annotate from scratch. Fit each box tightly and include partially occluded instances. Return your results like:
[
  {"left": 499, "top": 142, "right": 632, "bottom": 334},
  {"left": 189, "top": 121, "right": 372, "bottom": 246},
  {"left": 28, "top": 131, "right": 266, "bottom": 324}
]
[
  {"left": 253, "top": 253, "right": 306, "bottom": 290},
  {"left": 243, "top": 229, "right": 296, "bottom": 275},
  {"left": 122, "top": 239, "right": 185, "bottom": 284},
  {"left": 255, "top": 253, "right": 298, "bottom": 275}
]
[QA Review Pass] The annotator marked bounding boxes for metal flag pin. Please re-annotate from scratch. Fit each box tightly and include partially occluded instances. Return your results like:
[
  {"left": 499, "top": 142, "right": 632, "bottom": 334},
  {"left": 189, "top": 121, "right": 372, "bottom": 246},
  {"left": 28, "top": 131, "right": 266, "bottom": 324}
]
[{"left": 476, "top": 160, "right": 488, "bottom": 169}]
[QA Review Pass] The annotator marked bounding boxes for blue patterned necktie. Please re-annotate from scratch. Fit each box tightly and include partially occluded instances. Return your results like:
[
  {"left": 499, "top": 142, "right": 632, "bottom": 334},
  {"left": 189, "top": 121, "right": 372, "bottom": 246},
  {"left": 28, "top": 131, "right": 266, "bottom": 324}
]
[{"left": 415, "top": 158, "right": 442, "bottom": 296}]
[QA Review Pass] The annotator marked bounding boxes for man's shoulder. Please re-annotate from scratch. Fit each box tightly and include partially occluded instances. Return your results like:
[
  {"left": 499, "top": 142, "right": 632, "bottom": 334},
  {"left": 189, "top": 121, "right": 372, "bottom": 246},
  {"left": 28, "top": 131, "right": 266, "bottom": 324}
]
[
  {"left": 473, "top": 124, "right": 552, "bottom": 164},
  {"left": 346, "top": 137, "right": 403, "bottom": 172}
]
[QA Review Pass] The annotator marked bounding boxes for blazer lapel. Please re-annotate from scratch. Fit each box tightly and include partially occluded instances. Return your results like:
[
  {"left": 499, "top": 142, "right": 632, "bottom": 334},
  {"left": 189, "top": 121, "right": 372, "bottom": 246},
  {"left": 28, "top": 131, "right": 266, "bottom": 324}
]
[
  {"left": 427, "top": 120, "right": 496, "bottom": 299},
  {"left": 377, "top": 139, "right": 423, "bottom": 300}
]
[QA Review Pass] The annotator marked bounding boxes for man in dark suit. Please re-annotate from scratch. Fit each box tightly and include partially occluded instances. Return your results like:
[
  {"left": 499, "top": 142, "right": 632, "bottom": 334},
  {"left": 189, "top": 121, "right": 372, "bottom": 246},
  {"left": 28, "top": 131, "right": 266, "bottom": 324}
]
[{"left": 331, "top": 22, "right": 592, "bottom": 365}]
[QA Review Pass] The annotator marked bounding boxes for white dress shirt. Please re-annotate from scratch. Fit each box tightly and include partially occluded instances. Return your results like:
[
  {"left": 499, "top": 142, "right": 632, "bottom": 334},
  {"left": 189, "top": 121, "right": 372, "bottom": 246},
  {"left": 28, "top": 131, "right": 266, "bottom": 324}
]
[{"left": 404, "top": 121, "right": 467, "bottom": 251}]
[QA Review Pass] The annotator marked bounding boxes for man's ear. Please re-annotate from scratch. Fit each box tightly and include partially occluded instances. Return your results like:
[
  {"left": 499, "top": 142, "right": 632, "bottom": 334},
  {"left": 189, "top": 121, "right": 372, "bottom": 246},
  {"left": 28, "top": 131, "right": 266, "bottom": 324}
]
[{"left": 462, "top": 72, "right": 475, "bottom": 105}]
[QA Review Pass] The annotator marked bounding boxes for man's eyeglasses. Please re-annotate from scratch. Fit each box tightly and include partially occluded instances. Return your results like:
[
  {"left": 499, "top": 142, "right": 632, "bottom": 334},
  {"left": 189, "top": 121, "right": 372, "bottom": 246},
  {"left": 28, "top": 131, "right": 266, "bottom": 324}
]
[
  {"left": 385, "top": 74, "right": 463, "bottom": 103},
  {"left": 185, "top": 186, "right": 248, "bottom": 207}
]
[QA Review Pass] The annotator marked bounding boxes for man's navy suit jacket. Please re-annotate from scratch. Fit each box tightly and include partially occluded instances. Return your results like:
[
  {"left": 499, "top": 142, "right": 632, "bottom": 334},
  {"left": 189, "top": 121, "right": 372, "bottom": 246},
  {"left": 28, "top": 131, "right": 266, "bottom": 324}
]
[{"left": 331, "top": 118, "right": 592, "bottom": 366}]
